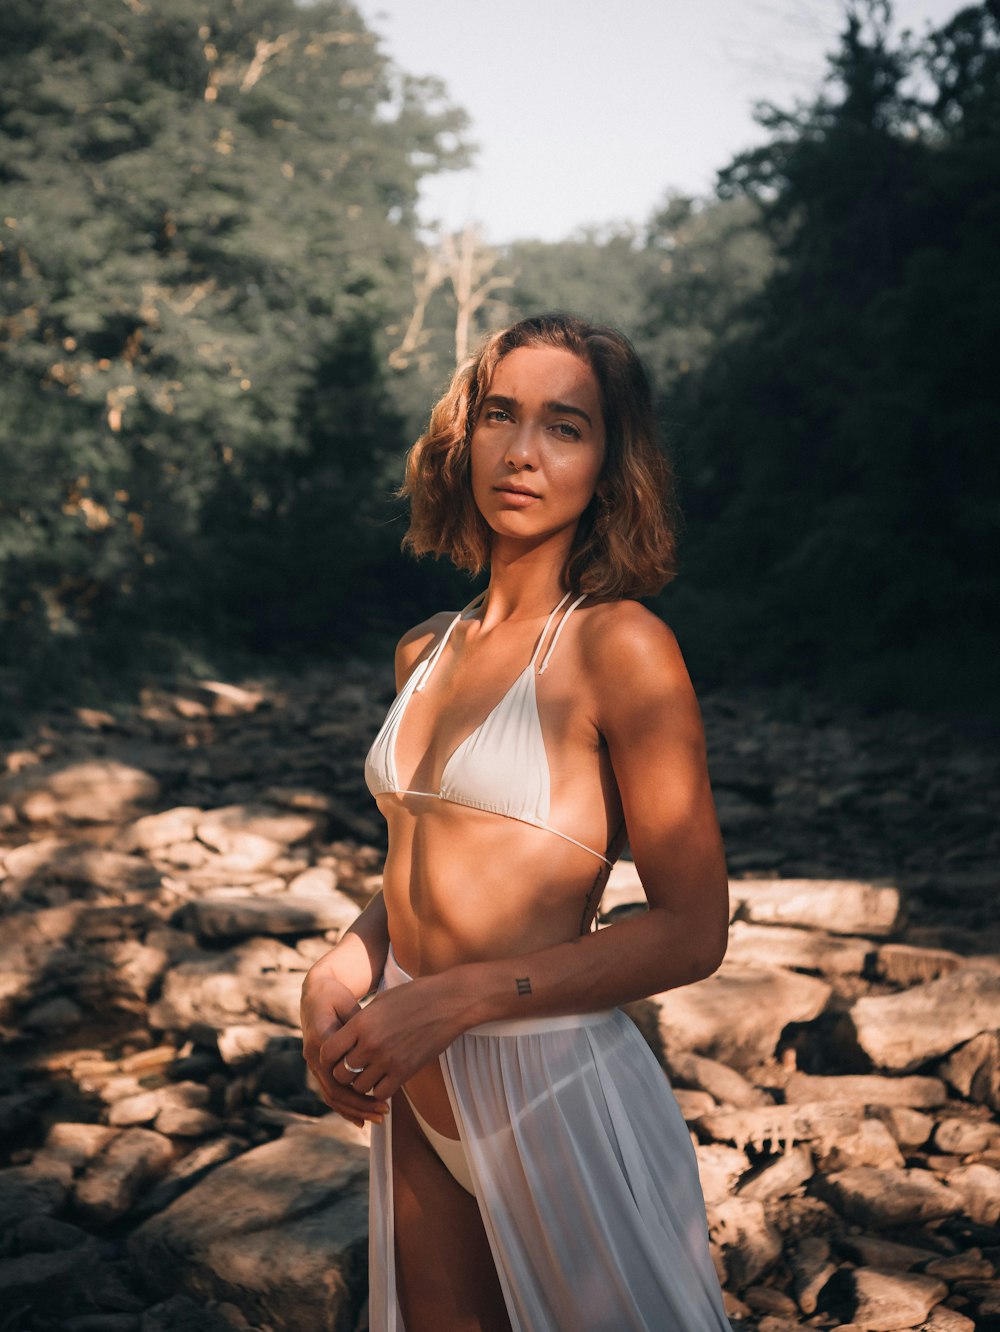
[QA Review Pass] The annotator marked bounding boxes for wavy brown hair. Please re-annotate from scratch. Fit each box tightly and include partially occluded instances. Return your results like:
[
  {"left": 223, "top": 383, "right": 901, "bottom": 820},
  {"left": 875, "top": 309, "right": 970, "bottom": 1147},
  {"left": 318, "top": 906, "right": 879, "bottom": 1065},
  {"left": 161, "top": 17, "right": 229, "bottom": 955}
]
[{"left": 401, "top": 313, "right": 679, "bottom": 599}]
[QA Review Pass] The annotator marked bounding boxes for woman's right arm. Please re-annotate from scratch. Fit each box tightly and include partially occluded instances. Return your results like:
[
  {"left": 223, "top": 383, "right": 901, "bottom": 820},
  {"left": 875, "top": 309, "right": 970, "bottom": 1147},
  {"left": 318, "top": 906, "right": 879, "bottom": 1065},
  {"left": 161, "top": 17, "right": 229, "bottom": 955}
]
[{"left": 300, "top": 891, "right": 391, "bottom": 1126}]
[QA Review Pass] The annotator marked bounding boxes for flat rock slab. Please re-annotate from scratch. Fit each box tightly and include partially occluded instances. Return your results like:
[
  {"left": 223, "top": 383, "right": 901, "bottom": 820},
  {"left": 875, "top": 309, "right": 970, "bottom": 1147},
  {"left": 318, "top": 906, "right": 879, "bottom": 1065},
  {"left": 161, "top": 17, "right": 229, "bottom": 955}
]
[
  {"left": 129, "top": 1127, "right": 369, "bottom": 1332},
  {"left": 831, "top": 1266, "right": 948, "bottom": 1331},
  {"left": 725, "top": 921, "right": 873, "bottom": 976},
  {"left": 706, "top": 1197, "right": 782, "bottom": 1287},
  {"left": 738, "top": 1145, "right": 814, "bottom": 1201},
  {"left": 4, "top": 760, "right": 160, "bottom": 824},
  {"left": 148, "top": 938, "right": 307, "bottom": 1033},
  {"left": 730, "top": 879, "right": 903, "bottom": 936},
  {"left": 184, "top": 891, "right": 360, "bottom": 941},
  {"left": 782, "top": 1072, "right": 947, "bottom": 1109},
  {"left": 654, "top": 963, "right": 830, "bottom": 1070},
  {"left": 696, "top": 1102, "right": 862, "bottom": 1152},
  {"left": 847, "top": 966, "right": 1000, "bottom": 1072},
  {"left": 665, "top": 1050, "right": 772, "bottom": 1108},
  {"left": 813, "top": 1166, "right": 963, "bottom": 1228},
  {"left": 873, "top": 943, "right": 963, "bottom": 986}
]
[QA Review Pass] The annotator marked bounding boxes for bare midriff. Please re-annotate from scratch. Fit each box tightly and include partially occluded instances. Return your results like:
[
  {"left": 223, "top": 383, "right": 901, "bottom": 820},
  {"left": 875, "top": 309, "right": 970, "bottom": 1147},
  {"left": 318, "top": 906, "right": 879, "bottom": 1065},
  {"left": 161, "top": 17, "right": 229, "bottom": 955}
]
[{"left": 375, "top": 748, "right": 623, "bottom": 1140}]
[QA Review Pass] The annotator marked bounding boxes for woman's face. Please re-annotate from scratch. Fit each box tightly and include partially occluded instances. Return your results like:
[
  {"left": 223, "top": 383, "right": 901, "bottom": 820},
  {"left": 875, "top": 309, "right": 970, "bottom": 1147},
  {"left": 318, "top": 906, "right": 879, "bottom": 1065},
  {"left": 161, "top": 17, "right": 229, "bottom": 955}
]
[{"left": 470, "top": 345, "right": 606, "bottom": 549}]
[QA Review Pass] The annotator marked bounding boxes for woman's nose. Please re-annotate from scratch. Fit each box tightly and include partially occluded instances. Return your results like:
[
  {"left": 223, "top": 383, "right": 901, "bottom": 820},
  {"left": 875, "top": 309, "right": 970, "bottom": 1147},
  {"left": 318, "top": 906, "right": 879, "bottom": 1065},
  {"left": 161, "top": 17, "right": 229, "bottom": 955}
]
[{"left": 504, "top": 425, "right": 537, "bottom": 469}]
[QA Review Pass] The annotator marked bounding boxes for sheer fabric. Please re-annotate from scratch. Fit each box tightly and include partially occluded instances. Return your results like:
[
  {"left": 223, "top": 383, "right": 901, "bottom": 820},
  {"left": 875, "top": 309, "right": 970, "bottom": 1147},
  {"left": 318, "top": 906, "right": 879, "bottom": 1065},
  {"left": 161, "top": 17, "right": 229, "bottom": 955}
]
[{"left": 368, "top": 949, "right": 731, "bottom": 1332}]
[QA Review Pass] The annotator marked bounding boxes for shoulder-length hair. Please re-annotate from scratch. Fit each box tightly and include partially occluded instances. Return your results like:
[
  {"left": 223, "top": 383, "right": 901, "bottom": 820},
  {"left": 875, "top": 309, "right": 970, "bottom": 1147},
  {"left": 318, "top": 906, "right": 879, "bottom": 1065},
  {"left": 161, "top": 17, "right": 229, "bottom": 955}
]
[{"left": 400, "top": 313, "right": 679, "bottom": 600}]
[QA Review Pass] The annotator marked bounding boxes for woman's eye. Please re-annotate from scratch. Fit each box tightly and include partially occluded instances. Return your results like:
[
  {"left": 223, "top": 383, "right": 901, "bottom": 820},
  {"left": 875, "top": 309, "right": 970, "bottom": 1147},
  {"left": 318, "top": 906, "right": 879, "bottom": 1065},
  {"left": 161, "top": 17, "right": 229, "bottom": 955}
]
[
  {"left": 484, "top": 408, "right": 511, "bottom": 424},
  {"left": 553, "top": 422, "right": 582, "bottom": 440}
]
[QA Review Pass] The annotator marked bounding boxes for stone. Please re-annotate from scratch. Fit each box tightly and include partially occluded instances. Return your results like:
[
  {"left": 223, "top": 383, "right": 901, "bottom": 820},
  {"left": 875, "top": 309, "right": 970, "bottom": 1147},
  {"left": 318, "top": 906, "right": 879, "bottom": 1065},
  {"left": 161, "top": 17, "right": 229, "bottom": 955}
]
[
  {"left": 868, "top": 1104, "right": 934, "bottom": 1149},
  {"left": 148, "top": 938, "right": 307, "bottom": 1033},
  {"left": 135, "top": 1136, "right": 244, "bottom": 1219},
  {"left": 184, "top": 890, "right": 359, "bottom": 942},
  {"left": 730, "top": 880, "right": 903, "bottom": 936},
  {"left": 287, "top": 865, "right": 339, "bottom": 895},
  {"left": 938, "top": 1032, "right": 1000, "bottom": 1111},
  {"left": 847, "top": 968, "right": 1000, "bottom": 1072},
  {"left": 706, "top": 1197, "right": 782, "bottom": 1287},
  {"left": 837, "top": 1233, "right": 939, "bottom": 1272},
  {"left": 129, "top": 1127, "right": 369, "bottom": 1331},
  {"left": 812, "top": 1166, "right": 963, "bottom": 1228},
  {"left": 196, "top": 803, "right": 324, "bottom": 850},
  {"left": 8, "top": 1214, "right": 91, "bottom": 1252},
  {"left": 654, "top": 964, "right": 831, "bottom": 1070},
  {"left": 74, "top": 1128, "right": 176, "bottom": 1224},
  {"left": 744, "top": 1286, "right": 799, "bottom": 1316},
  {"left": 725, "top": 921, "right": 872, "bottom": 976},
  {"left": 945, "top": 1162, "right": 1000, "bottom": 1226},
  {"left": 674, "top": 1088, "right": 718, "bottom": 1120},
  {"left": 665, "top": 1050, "right": 772, "bottom": 1108},
  {"left": 0, "top": 1164, "right": 70, "bottom": 1228},
  {"left": 115, "top": 807, "right": 201, "bottom": 853},
  {"left": 5, "top": 760, "right": 160, "bottom": 824},
  {"left": 0, "top": 1241, "right": 107, "bottom": 1320},
  {"left": 934, "top": 1117, "right": 998, "bottom": 1156},
  {"left": 790, "top": 1235, "right": 836, "bottom": 1314},
  {"left": 833, "top": 1267, "right": 948, "bottom": 1331},
  {"left": 874, "top": 943, "right": 963, "bottom": 986},
  {"left": 813, "top": 1117, "right": 904, "bottom": 1171},
  {"left": 153, "top": 1104, "right": 222, "bottom": 1138},
  {"left": 37, "top": 1122, "right": 118, "bottom": 1174},
  {"left": 21, "top": 995, "right": 83, "bottom": 1032},
  {"left": 696, "top": 1103, "right": 862, "bottom": 1152},
  {"left": 695, "top": 1143, "right": 751, "bottom": 1204},
  {"left": 738, "top": 1146, "right": 814, "bottom": 1201},
  {"left": 924, "top": 1252, "right": 995, "bottom": 1281},
  {"left": 782, "top": 1072, "right": 947, "bottom": 1109},
  {"left": 919, "top": 1309, "right": 976, "bottom": 1331},
  {"left": 0, "top": 1085, "right": 52, "bottom": 1134},
  {"left": 216, "top": 1022, "right": 298, "bottom": 1065}
]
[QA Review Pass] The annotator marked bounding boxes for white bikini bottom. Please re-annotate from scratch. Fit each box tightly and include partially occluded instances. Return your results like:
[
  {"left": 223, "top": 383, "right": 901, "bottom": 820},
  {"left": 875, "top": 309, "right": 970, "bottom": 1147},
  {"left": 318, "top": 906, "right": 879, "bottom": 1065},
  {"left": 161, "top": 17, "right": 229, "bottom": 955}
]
[{"left": 385, "top": 947, "right": 476, "bottom": 1193}]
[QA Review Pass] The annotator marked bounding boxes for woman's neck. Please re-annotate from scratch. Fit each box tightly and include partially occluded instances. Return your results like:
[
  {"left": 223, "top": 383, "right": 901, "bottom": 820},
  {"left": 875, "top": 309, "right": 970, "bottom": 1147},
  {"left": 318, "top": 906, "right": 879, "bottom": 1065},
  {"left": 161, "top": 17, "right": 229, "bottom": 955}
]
[{"left": 478, "top": 534, "right": 575, "bottom": 626}]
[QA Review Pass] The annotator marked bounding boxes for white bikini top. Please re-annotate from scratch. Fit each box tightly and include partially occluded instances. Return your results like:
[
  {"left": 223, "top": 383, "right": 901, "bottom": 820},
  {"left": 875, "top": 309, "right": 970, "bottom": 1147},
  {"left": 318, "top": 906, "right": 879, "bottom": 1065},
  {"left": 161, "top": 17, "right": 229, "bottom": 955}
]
[{"left": 364, "top": 591, "right": 613, "bottom": 866}]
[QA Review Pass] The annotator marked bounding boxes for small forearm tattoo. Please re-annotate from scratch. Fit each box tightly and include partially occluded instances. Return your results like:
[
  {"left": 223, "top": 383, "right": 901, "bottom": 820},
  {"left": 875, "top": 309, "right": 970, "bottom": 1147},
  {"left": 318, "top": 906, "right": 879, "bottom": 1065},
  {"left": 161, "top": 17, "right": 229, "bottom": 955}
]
[{"left": 515, "top": 976, "right": 532, "bottom": 997}]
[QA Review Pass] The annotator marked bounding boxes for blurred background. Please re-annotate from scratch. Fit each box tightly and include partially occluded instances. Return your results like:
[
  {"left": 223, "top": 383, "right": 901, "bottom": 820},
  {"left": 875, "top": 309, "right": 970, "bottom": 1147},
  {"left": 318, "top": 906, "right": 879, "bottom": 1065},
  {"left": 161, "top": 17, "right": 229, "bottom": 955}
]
[{"left": 2, "top": 0, "right": 997, "bottom": 726}]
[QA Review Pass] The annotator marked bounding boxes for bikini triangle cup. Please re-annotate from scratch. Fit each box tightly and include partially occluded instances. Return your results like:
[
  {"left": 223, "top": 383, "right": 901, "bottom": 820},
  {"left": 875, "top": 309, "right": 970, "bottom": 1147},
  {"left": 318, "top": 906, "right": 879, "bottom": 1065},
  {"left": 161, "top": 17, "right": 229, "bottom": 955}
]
[{"left": 364, "top": 592, "right": 613, "bottom": 866}]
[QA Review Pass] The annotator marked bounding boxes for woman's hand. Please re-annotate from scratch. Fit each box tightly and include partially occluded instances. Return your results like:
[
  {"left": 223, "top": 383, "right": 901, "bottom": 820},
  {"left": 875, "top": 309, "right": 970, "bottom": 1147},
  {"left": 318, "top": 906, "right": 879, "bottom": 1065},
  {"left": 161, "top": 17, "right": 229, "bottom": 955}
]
[
  {"left": 323, "top": 973, "right": 465, "bottom": 1104},
  {"left": 300, "top": 971, "right": 390, "bottom": 1128}
]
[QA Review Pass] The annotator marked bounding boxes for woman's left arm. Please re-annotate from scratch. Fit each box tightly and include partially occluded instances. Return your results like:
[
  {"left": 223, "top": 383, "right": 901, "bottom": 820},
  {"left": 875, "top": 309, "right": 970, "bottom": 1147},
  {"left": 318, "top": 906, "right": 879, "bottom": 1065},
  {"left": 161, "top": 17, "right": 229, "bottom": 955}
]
[{"left": 324, "top": 605, "right": 730, "bottom": 1102}]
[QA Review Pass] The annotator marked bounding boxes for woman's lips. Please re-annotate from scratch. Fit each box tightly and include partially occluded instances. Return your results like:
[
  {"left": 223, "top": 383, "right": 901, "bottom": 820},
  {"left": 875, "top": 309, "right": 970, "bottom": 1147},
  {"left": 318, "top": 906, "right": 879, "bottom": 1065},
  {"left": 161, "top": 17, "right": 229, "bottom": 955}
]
[{"left": 494, "top": 486, "right": 540, "bottom": 506}]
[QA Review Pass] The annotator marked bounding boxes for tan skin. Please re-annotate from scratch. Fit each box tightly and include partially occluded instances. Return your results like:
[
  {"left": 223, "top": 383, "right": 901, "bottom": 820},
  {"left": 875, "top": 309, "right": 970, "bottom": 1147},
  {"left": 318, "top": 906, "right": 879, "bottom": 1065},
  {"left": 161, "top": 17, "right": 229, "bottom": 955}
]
[{"left": 301, "top": 346, "right": 730, "bottom": 1331}]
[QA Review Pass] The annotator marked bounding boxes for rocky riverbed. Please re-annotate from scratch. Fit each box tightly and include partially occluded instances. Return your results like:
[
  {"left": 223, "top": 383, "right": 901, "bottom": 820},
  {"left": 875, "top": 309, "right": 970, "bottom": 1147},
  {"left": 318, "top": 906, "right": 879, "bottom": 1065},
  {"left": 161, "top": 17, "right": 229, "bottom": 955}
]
[{"left": 1, "top": 663, "right": 998, "bottom": 1332}]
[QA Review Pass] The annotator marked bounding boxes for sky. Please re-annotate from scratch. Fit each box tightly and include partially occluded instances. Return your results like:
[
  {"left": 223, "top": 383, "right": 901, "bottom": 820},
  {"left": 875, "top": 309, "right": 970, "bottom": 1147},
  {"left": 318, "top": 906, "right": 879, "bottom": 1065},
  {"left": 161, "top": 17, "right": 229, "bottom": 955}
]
[{"left": 352, "top": 0, "right": 967, "bottom": 244}]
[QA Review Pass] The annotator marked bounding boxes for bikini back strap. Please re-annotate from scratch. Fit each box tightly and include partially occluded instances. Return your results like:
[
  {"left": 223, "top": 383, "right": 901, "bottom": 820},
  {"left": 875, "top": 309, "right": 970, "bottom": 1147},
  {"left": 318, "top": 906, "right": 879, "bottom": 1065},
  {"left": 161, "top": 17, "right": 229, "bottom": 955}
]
[
  {"left": 414, "top": 592, "right": 486, "bottom": 693},
  {"left": 537, "top": 593, "right": 587, "bottom": 674}
]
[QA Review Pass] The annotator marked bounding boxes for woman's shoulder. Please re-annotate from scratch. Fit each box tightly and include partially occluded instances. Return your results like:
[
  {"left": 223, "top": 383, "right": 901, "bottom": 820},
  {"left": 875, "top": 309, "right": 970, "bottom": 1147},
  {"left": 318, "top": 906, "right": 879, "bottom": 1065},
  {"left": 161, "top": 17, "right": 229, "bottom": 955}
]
[
  {"left": 577, "top": 598, "right": 687, "bottom": 687},
  {"left": 393, "top": 609, "right": 459, "bottom": 682}
]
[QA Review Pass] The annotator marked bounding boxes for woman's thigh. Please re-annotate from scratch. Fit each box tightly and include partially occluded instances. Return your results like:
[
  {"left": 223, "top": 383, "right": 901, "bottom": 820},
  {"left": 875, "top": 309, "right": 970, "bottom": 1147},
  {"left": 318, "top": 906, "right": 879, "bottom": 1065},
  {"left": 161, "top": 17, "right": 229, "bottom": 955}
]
[{"left": 391, "top": 1091, "right": 511, "bottom": 1332}]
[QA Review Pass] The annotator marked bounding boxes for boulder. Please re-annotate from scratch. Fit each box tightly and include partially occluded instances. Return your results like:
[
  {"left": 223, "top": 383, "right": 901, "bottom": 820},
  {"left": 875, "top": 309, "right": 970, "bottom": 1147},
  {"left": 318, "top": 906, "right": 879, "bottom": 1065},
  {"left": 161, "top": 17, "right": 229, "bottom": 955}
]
[
  {"left": 148, "top": 938, "right": 306, "bottom": 1033},
  {"left": 195, "top": 804, "right": 325, "bottom": 850},
  {"left": 730, "top": 879, "right": 903, "bottom": 936},
  {"left": 945, "top": 1163, "right": 1000, "bottom": 1226},
  {"left": 737, "top": 1146, "right": 814, "bottom": 1201},
  {"left": 812, "top": 1166, "right": 963, "bottom": 1228},
  {"left": 812, "top": 1117, "right": 904, "bottom": 1171},
  {"left": 827, "top": 1266, "right": 947, "bottom": 1331},
  {"left": 5, "top": 760, "right": 159, "bottom": 825},
  {"left": 725, "top": 921, "right": 872, "bottom": 976},
  {"left": 706, "top": 1198, "right": 782, "bottom": 1287},
  {"left": 654, "top": 964, "right": 830, "bottom": 1070},
  {"left": 938, "top": 1031, "right": 1000, "bottom": 1111},
  {"left": 696, "top": 1102, "right": 861, "bottom": 1153},
  {"left": 782, "top": 1072, "right": 947, "bottom": 1109},
  {"left": 934, "top": 1117, "right": 998, "bottom": 1156},
  {"left": 873, "top": 943, "right": 963, "bottom": 986},
  {"left": 183, "top": 891, "right": 359, "bottom": 942},
  {"left": 74, "top": 1128, "right": 176, "bottom": 1224},
  {"left": 695, "top": 1144, "right": 750, "bottom": 1204},
  {"left": 115, "top": 807, "right": 201, "bottom": 853},
  {"left": 665, "top": 1051, "right": 772, "bottom": 1108},
  {"left": 846, "top": 967, "right": 1000, "bottom": 1072},
  {"left": 129, "top": 1126, "right": 369, "bottom": 1332}
]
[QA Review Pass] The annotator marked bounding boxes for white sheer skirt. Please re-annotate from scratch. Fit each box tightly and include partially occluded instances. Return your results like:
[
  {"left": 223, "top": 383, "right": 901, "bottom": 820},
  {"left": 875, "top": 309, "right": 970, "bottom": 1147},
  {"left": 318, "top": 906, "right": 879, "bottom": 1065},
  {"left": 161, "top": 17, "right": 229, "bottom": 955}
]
[{"left": 368, "top": 946, "right": 731, "bottom": 1332}]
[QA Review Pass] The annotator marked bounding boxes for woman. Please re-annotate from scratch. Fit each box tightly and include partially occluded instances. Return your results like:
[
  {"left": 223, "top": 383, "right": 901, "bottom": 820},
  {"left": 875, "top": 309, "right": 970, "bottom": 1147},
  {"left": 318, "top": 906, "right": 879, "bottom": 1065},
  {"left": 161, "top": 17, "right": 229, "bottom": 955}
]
[{"left": 301, "top": 314, "right": 732, "bottom": 1332}]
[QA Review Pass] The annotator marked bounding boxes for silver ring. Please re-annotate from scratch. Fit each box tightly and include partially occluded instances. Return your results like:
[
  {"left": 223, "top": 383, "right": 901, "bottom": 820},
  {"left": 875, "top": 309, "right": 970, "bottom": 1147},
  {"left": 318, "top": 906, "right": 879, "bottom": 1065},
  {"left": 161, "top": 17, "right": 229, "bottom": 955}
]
[{"left": 342, "top": 1056, "right": 366, "bottom": 1076}]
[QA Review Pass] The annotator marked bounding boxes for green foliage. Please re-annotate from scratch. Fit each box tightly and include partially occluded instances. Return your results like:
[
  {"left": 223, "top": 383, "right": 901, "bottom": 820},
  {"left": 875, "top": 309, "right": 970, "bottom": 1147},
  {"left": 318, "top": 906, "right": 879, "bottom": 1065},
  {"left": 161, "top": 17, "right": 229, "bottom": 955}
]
[
  {"left": 0, "top": 0, "right": 469, "bottom": 700},
  {"left": 651, "top": 0, "right": 1000, "bottom": 709}
]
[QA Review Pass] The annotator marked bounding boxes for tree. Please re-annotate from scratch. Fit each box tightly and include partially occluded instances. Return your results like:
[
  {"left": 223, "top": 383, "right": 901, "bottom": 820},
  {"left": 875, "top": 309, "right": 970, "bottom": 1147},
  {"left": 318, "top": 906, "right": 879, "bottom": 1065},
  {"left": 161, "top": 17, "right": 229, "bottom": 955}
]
[{"left": 0, "top": 0, "right": 470, "bottom": 694}]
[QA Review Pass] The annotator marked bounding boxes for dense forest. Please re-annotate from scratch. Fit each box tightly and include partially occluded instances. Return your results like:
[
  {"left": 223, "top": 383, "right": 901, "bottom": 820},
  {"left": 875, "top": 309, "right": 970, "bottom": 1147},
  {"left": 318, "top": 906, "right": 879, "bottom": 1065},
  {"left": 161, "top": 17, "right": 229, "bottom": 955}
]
[{"left": 1, "top": 0, "right": 997, "bottom": 724}]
